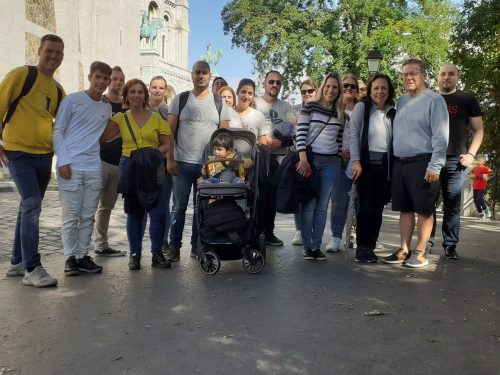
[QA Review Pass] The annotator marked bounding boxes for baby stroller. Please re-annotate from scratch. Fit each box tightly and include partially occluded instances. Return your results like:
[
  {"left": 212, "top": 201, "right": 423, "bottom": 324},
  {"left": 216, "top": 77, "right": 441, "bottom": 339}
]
[{"left": 196, "top": 128, "right": 266, "bottom": 275}]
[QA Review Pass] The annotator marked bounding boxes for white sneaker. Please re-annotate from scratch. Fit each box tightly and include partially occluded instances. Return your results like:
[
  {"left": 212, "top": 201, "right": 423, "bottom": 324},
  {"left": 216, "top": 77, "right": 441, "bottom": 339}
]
[
  {"left": 485, "top": 208, "right": 492, "bottom": 218},
  {"left": 22, "top": 265, "right": 58, "bottom": 288},
  {"left": 6, "top": 262, "right": 25, "bottom": 277},
  {"left": 325, "top": 237, "right": 341, "bottom": 253},
  {"left": 375, "top": 241, "right": 385, "bottom": 250},
  {"left": 292, "top": 231, "right": 303, "bottom": 245},
  {"left": 478, "top": 212, "right": 487, "bottom": 220}
]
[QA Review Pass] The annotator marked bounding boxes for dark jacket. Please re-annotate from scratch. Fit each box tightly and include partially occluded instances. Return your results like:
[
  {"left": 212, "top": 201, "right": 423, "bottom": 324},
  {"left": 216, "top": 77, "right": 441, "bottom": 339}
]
[
  {"left": 118, "top": 148, "right": 165, "bottom": 213},
  {"left": 272, "top": 148, "right": 320, "bottom": 214}
]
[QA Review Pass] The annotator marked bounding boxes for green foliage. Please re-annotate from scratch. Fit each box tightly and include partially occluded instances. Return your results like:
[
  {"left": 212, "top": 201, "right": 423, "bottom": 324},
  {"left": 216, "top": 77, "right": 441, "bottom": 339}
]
[
  {"left": 222, "top": 0, "right": 457, "bottom": 97},
  {"left": 451, "top": 0, "right": 500, "bottom": 209}
]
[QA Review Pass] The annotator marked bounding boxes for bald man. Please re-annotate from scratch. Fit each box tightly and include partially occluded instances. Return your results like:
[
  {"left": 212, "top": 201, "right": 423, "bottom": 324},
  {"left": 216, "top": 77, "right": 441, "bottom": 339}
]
[{"left": 428, "top": 63, "right": 484, "bottom": 259}]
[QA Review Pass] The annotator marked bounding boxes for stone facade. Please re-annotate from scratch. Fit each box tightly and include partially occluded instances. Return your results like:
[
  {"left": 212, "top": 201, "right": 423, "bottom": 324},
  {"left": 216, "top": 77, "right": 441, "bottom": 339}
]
[{"left": 0, "top": 0, "right": 191, "bottom": 96}]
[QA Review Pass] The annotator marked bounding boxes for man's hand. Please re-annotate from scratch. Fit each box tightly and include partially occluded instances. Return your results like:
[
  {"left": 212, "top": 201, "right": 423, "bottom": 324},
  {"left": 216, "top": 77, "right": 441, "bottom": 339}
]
[
  {"left": 59, "top": 164, "right": 72, "bottom": 179},
  {"left": 459, "top": 153, "right": 474, "bottom": 168},
  {"left": 424, "top": 169, "right": 439, "bottom": 183},
  {"left": 167, "top": 159, "right": 179, "bottom": 176},
  {"left": 0, "top": 146, "right": 9, "bottom": 168}
]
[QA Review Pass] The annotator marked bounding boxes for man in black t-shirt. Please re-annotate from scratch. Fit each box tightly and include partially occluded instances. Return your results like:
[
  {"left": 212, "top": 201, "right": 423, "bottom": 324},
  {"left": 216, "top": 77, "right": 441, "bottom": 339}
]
[
  {"left": 93, "top": 66, "right": 127, "bottom": 257},
  {"left": 429, "top": 63, "right": 484, "bottom": 259}
]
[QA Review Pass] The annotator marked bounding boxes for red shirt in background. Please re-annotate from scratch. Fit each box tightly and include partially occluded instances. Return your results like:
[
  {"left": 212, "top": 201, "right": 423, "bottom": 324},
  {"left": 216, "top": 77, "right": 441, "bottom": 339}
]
[{"left": 471, "top": 165, "right": 491, "bottom": 190}]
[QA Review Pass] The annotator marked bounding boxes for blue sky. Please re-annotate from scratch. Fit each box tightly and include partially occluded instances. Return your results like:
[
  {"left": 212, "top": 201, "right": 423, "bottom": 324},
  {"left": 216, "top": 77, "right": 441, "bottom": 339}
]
[{"left": 188, "top": 0, "right": 255, "bottom": 89}]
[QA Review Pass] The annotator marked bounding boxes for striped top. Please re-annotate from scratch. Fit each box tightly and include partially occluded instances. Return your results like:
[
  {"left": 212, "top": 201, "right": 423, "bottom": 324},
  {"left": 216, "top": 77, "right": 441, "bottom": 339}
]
[{"left": 296, "top": 101, "right": 343, "bottom": 155}]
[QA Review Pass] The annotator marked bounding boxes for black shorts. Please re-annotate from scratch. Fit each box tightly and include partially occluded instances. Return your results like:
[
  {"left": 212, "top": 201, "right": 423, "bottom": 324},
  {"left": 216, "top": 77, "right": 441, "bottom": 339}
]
[{"left": 391, "top": 156, "right": 439, "bottom": 215}]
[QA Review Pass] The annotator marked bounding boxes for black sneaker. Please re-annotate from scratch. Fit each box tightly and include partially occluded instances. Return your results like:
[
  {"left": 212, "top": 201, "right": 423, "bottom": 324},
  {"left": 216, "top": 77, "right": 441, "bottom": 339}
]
[
  {"left": 165, "top": 244, "right": 180, "bottom": 262},
  {"left": 355, "top": 247, "right": 367, "bottom": 262},
  {"left": 152, "top": 252, "right": 171, "bottom": 268},
  {"left": 364, "top": 248, "right": 378, "bottom": 263},
  {"left": 77, "top": 256, "right": 103, "bottom": 273},
  {"left": 95, "top": 247, "right": 126, "bottom": 257},
  {"left": 129, "top": 254, "right": 141, "bottom": 270},
  {"left": 266, "top": 233, "right": 284, "bottom": 246},
  {"left": 313, "top": 249, "right": 327, "bottom": 261},
  {"left": 303, "top": 248, "right": 315, "bottom": 260},
  {"left": 444, "top": 245, "right": 459, "bottom": 260},
  {"left": 64, "top": 256, "right": 80, "bottom": 276}
]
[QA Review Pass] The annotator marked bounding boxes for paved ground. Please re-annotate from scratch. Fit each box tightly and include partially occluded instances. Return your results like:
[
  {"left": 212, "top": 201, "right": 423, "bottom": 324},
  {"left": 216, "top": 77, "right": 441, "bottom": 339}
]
[{"left": 0, "top": 191, "right": 499, "bottom": 375}]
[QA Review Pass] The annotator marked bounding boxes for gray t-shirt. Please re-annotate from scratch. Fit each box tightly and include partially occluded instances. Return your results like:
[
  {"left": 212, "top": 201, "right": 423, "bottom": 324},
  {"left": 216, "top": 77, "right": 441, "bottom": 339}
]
[
  {"left": 229, "top": 107, "right": 268, "bottom": 141},
  {"left": 169, "top": 92, "right": 230, "bottom": 164},
  {"left": 253, "top": 96, "right": 294, "bottom": 154}
]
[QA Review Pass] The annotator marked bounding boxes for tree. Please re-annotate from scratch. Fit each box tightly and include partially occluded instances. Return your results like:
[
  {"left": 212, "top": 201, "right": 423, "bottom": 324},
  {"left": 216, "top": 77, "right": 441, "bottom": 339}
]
[
  {"left": 451, "top": 0, "right": 500, "bottom": 212},
  {"left": 222, "top": 0, "right": 457, "bottom": 97}
]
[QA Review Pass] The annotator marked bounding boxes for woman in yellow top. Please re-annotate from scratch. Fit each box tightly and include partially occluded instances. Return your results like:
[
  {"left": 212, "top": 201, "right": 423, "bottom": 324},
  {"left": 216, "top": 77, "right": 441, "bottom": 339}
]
[{"left": 101, "top": 78, "right": 172, "bottom": 270}]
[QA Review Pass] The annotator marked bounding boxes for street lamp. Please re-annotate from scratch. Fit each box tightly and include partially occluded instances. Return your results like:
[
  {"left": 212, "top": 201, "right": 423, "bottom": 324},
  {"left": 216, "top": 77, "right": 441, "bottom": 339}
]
[{"left": 366, "top": 49, "right": 383, "bottom": 74}]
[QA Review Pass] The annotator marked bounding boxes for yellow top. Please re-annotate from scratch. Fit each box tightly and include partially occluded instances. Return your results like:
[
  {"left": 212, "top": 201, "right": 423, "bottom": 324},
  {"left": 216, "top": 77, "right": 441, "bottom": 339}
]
[
  {"left": 112, "top": 110, "right": 171, "bottom": 157},
  {"left": 0, "top": 66, "right": 65, "bottom": 154}
]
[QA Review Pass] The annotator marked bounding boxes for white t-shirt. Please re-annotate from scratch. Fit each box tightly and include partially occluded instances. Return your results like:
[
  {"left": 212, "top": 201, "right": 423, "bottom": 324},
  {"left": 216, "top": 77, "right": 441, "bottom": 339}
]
[
  {"left": 53, "top": 91, "right": 112, "bottom": 171},
  {"left": 169, "top": 91, "right": 230, "bottom": 164},
  {"left": 230, "top": 107, "right": 267, "bottom": 140}
]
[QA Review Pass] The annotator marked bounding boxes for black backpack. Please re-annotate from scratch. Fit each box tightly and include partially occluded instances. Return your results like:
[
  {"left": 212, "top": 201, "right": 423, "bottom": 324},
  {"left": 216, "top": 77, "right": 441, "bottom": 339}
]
[
  {"left": 201, "top": 199, "right": 247, "bottom": 243},
  {"left": 174, "top": 91, "right": 223, "bottom": 141},
  {"left": 2, "top": 65, "right": 63, "bottom": 128}
]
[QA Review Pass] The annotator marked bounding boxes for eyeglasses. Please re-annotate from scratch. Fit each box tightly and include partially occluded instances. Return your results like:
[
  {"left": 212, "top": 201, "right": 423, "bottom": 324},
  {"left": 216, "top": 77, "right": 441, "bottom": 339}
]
[
  {"left": 267, "top": 80, "right": 282, "bottom": 86},
  {"left": 214, "top": 80, "right": 227, "bottom": 86},
  {"left": 402, "top": 71, "right": 420, "bottom": 78},
  {"left": 301, "top": 89, "right": 316, "bottom": 95},
  {"left": 343, "top": 83, "right": 358, "bottom": 90}
]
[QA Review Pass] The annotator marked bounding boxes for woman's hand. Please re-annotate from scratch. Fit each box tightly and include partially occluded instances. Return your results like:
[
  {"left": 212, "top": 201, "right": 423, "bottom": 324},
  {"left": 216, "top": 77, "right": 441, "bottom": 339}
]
[
  {"left": 342, "top": 148, "right": 350, "bottom": 161},
  {"left": 296, "top": 151, "right": 310, "bottom": 177},
  {"left": 351, "top": 160, "right": 362, "bottom": 180}
]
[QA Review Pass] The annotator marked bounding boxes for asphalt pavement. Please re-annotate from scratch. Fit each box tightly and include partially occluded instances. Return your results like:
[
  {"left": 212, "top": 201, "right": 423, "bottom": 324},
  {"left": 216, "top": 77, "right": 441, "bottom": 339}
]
[{"left": 0, "top": 191, "right": 499, "bottom": 375}]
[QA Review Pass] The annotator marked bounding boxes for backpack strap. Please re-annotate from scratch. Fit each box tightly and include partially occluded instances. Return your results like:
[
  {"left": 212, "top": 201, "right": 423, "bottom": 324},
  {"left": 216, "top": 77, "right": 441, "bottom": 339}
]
[
  {"left": 2, "top": 65, "right": 38, "bottom": 127},
  {"left": 174, "top": 91, "right": 190, "bottom": 142},
  {"left": 55, "top": 82, "right": 63, "bottom": 115},
  {"left": 123, "top": 112, "right": 140, "bottom": 150},
  {"left": 174, "top": 91, "right": 223, "bottom": 141}
]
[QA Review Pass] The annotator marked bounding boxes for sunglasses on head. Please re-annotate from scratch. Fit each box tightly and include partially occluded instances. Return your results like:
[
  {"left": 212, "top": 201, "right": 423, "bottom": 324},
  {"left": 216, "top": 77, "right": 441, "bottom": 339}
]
[
  {"left": 268, "top": 79, "right": 282, "bottom": 86},
  {"left": 343, "top": 83, "right": 358, "bottom": 90},
  {"left": 301, "top": 89, "right": 316, "bottom": 95}
]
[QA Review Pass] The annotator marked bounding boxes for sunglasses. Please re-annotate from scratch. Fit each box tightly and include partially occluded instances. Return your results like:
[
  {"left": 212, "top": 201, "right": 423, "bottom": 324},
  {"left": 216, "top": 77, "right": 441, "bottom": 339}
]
[
  {"left": 343, "top": 83, "right": 358, "bottom": 90},
  {"left": 268, "top": 80, "right": 282, "bottom": 86},
  {"left": 301, "top": 89, "right": 316, "bottom": 95}
]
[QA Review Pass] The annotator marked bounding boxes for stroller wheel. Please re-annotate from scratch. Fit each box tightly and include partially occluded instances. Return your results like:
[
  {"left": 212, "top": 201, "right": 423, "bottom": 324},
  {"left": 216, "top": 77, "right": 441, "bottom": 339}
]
[
  {"left": 200, "top": 250, "right": 221, "bottom": 275},
  {"left": 242, "top": 250, "right": 265, "bottom": 274}
]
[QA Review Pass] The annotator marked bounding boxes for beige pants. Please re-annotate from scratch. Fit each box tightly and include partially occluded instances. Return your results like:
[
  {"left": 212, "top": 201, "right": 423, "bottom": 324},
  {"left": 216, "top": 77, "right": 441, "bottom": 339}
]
[{"left": 93, "top": 161, "right": 120, "bottom": 251}]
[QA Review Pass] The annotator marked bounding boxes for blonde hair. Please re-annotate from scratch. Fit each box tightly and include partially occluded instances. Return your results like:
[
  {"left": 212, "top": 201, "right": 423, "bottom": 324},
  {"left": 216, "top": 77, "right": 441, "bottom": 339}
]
[{"left": 315, "top": 72, "right": 345, "bottom": 125}]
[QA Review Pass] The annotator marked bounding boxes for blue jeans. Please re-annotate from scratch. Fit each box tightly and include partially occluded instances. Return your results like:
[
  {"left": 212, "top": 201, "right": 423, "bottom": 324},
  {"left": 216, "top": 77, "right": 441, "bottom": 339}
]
[
  {"left": 330, "top": 165, "right": 352, "bottom": 238},
  {"left": 119, "top": 157, "right": 167, "bottom": 255},
  {"left": 6, "top": 151, "right": 53, "bottom": 269},
  {"left": 169, "top": 161, "right": 202, "bottom": 248},
  {"left": 300, "top": 156, "right": 340, "bottom": 249},
  {"left": 429, "top": 155, "right": 468, "bottom": 248},
  {"left": 162, "top": 173, "right": 173, "bottom": 245}
]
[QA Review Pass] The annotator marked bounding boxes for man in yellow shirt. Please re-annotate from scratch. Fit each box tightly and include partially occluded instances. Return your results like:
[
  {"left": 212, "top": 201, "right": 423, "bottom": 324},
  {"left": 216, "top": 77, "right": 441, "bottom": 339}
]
[{"left": 0, "top": 34, "right": 65, "bottom": 288}]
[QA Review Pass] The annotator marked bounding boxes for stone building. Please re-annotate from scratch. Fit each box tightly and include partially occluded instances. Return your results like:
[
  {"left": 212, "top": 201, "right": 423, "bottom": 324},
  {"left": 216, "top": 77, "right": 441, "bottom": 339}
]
[{"left": 0, "top": 0, "right": 192, "bottom": 101}]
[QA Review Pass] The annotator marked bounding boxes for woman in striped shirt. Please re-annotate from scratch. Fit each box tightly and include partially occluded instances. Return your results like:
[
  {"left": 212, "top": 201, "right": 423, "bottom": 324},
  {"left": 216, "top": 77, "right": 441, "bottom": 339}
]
[{"left": 295, "top": 72, "right": 345, "bottom": 260}]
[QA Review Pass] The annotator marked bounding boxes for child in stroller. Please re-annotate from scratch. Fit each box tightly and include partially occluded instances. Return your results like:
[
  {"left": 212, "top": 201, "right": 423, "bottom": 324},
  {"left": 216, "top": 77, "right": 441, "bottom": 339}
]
[
  {"left": 198, "top": 131, "right": 253, "bottom": 185},
  {"left": 196, "top": 129, "right": 266, "bottom": 275}
]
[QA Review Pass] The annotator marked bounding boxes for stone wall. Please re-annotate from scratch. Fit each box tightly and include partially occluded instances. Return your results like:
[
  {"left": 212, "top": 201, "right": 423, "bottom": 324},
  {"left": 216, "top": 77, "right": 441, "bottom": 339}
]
[{"left": 25, "top": 0, "right": 57, "bottom": 32}]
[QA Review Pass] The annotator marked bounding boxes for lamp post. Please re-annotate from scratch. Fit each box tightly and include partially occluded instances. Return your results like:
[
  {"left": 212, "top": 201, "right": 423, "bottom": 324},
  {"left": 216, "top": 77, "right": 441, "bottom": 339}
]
[{"left": 366, "top": 49, "right": 383, "bottom": 74}]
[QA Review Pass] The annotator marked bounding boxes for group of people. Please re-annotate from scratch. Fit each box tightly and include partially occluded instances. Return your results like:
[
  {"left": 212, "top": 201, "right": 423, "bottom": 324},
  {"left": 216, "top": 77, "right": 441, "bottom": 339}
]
[{"left": 0, "top": 33, "right": 488, "bottom": 288}]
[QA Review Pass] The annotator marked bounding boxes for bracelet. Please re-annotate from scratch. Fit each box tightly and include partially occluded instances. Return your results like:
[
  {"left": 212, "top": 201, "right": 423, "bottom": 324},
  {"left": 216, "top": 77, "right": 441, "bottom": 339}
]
[{"left": 467, "top": 152, "right": 475, "bottom": 158}]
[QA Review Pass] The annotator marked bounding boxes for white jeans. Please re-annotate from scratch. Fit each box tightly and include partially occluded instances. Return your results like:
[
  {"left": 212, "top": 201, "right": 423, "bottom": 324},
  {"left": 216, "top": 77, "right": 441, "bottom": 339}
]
[{"left": 58, "top": 170, "right": 102, "bottom": 258}]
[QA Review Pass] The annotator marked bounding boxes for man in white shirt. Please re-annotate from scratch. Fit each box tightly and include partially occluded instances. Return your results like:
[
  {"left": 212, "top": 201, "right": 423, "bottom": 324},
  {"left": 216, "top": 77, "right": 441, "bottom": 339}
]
[{"left": 53, "top": 61, "right": 113, "bottom": 276}]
